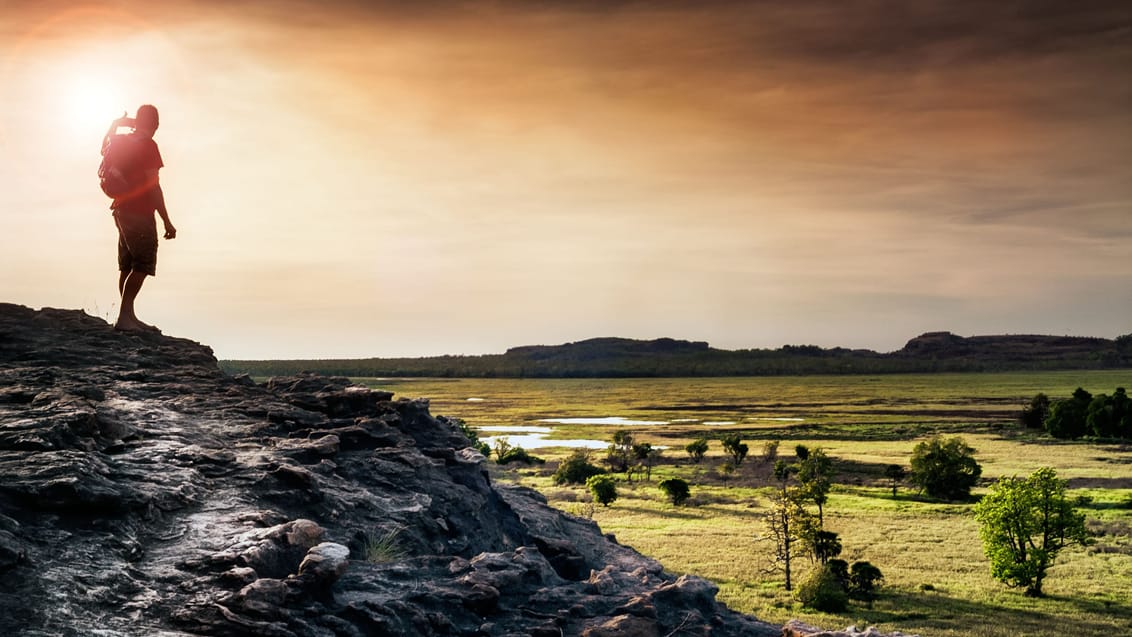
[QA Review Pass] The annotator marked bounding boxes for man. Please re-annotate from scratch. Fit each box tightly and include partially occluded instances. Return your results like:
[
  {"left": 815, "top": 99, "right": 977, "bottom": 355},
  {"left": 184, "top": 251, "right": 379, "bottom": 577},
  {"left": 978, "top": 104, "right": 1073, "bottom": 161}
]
[{"left": 103, "top": 104, "right": 176, "bottom": 332}]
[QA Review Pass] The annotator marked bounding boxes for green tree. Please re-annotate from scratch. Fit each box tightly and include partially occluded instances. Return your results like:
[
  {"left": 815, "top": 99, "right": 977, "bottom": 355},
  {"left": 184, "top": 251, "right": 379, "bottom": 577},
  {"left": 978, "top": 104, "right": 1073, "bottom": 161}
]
[
  {"left": 1087, "top": 388, "right": 1130, "bottom": 439},
  {"left": 685, "top": 438, "right": 709, "bottom": 463},
  {"left": 586, "top": 474, "right": 618, "bottom": 507},
  {"left": 762, "top": 490, "right": 812, "bottom": 591},
  {"left": 804, "top": 529, "right": 842, "bottom": 565},
  {"left": 797, "top": 448, "right": 833, "bottom": 526},
  {"left": 1019, "top": 393, "right": 1051, "bottom": 429},
  {"left": 974, "top": 467, "right": 1091, "bottom": 596},
  {"left": 553, "top": 450, "right": 605, "bottom": 485},
  {"left": 721, "top": 433, "right": 749, "bottom": 466},
  {"left": 773, "top": 458, "right": 796, "bottom": 494},
  {"left": 606, "top": 430, "right": 635, "bottom": 472},
  {"left": 631, "top": 442, "right": 661, "bottom": 481},
  {"left": 909, "top": 435, "right": 982, "bottom": 501},
  {"left": 884, "top": 464, "right": 906, "bottom": 497},
  {"left": 848, "top": 561, "right": 884, "bottom": 609},
  {"left": 1045, "top": 387, "right": 1092, "bottom": 439},
  {"left": 658, "top": 478, "right": 691, "bottom": 506}
]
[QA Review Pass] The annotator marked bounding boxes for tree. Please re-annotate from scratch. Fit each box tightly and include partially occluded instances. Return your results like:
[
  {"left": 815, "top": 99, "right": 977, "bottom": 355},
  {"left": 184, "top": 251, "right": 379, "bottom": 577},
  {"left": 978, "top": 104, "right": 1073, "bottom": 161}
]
[
  {"left": 909, "top": 435, "right": 982, "bottom": 500},
  {"left": 1019, "top": 393, "right": 1051, "bottom": 429},
  {"left": 773, "top": 459, "right": 796, "bottom": 494},
  {"left": 586, "top": 474, "right": 618, "bottom": 507},
  {"left": 1087, "top": 388, "right": 1130, "bottom": 439},
  {"left": 848, "top": 562, "right": 884, "bottom": 609},
  {"left": 797, "top": 448, "right": 833, "bottom": 526},
  {"left": 804, "top": 529, "right": 842, "bottom": 565},
  {"left": 553, "top": 450, "right": 605, "bottom": 485},
  {"left": 685, "top": 438, "right": 709, "bottom": 463},
  {"left": 721, "top": 434, "right": 749, "bottom": 466},
  {"left": 631, "top": 443, "right": 661, "bottom": 482},
  {"left": 883, "top": 464, "right": 906, "bottom": 497},
  {"left": 974, "top": 467, "right": 1091, "bottom": 596},
  {"left": 658, "top": 478, "right": 691, "bottom": 506},
  {"left": 1044, "top": 388, "right": 1092, "bottom": 439},
  {"left": 762, "top": 490, "right": 812, "bottom": 591},
  {"left": 607, "top": 430, "right": 635, "bottom": 472}
]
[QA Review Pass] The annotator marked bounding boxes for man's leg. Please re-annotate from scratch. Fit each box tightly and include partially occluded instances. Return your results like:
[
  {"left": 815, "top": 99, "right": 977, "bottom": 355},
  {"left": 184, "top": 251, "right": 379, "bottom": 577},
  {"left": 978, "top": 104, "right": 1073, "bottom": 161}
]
[{"left": 115, "top": 270, "right": 154, "bottom": 331}]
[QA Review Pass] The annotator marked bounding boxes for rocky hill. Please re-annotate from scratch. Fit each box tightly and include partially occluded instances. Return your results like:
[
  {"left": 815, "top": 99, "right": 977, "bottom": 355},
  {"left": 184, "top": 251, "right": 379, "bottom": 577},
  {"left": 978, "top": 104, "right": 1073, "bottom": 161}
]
[
  {"left": 0, "top": 303, "right": 787, "bottom": 636},
  {"left": 224, "top": 332, "right": 1132, "bottom": 379}
]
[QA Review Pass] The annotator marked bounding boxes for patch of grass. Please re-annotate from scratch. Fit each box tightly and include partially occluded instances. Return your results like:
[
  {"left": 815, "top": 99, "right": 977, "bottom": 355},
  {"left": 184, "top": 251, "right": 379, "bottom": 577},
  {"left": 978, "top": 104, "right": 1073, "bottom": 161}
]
[
  {"left": 365, "top": 526, "right": 406, "bottom": 564},
  {"left": 367, "top": 371, "right": 1132, "bottom": 637}
]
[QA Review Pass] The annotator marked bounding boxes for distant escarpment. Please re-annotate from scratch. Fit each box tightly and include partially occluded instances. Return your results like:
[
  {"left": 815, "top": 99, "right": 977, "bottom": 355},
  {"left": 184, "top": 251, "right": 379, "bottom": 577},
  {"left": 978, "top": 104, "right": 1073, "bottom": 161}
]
[
  {"left": 0, "top": 304, "right": 783, "bottom": 636},
  {"left": 224, "top": 332, "right": 1132, "bottom": 379}
]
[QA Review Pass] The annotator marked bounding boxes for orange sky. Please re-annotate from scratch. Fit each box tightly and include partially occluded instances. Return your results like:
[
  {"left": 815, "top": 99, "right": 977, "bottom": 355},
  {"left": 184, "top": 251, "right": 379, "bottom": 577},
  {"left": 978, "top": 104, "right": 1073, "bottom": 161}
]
[{"left": 2, "top": 1, "right": 1130, "bottom": 359}]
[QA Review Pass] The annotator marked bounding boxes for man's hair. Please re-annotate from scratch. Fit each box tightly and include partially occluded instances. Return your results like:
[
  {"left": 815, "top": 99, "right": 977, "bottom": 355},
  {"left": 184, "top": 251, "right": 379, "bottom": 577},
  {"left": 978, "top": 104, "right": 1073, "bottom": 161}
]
[{"left": 135, "top": 104, "right": 159, "bottom": 132}]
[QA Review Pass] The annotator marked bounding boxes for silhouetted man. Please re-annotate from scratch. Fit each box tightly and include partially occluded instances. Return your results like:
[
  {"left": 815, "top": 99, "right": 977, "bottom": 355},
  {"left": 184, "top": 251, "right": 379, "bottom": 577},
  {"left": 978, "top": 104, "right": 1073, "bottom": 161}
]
[{"left": 103, "top": 104, "right": 176, "bottom": 332}]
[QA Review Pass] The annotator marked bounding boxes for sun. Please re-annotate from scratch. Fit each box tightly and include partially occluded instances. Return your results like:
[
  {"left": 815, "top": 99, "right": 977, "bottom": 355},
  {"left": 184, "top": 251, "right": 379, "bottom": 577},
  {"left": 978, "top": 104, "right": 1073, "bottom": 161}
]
[{"left": 62, "top": 74, "right": 127, "bottom": 138}]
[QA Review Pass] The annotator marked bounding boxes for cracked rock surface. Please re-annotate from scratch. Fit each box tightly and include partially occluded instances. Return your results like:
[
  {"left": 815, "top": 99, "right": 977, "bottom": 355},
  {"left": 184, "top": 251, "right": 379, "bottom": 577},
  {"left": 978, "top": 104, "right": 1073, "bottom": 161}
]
[{"left": 0, "top": 304, "right": 780, "bottom": 636}]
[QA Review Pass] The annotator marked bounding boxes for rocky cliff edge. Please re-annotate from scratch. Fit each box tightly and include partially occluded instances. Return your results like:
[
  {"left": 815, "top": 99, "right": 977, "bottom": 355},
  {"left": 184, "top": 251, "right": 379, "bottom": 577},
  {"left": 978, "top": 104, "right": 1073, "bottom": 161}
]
[{"left": 0, "top": 304, "right": 781, "bottom": 637}]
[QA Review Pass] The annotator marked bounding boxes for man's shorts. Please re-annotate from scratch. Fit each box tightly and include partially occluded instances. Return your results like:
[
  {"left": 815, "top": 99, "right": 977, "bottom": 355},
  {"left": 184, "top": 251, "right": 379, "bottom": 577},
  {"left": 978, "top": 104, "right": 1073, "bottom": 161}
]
[{"left": 114, "top": 210, "right": 158, "bottom": 276}]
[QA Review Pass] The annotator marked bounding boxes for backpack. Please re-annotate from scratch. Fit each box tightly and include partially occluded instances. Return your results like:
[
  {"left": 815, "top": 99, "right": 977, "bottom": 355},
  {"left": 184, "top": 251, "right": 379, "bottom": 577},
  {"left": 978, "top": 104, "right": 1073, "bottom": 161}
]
[{"left": 98, "top": 133, "right": 138, "bottom": 199}]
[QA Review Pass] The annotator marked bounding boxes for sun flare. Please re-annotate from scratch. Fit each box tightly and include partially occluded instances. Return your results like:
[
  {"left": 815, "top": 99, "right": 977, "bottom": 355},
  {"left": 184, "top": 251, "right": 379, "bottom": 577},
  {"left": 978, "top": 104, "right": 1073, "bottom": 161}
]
[{"left": 62, "top": 74, "right": 127, "bottom": 138}]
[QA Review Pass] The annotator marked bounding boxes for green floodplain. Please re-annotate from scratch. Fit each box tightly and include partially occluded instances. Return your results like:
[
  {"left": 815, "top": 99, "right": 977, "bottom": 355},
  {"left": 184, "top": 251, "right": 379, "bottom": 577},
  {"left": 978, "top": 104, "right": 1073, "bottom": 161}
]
[{"left": 359, "top": 370, "right": 1132, "bottom": 637}]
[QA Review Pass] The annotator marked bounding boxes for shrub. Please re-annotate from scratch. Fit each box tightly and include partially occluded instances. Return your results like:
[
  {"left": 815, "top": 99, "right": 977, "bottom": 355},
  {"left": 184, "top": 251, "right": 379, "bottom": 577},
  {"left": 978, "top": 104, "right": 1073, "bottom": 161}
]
[
  {"left": 909, "top": 435, "right": 981, "bottom": 500},
  {"left": 762, "top": 439, "right": 780, "bottom": 463},
  {"left": 795, "top": 563, "right": 849, "bottom": 612},
  {"left": 447, "top": 417, "right": 490, "bottom": 457},
  {"left": 658, "top": 478, "right": 691, "bottom": 505},
  {"left": 553, "top": 450, "right": 605, "bottom": 485},
  {"left": 721, "top": 433, "right": 749, "bottom": 465},
  {"left": 586, "top": 474, "right": 618, "bottom": 506},
  {"left": 718, "top": 461, "right": 735, "bottom": 481},
  {"left": 497, "top": 446, "right": 545, "bottom": 465},
  {"left": 685, "top": 438, "right": 709, "bottom": 463}
]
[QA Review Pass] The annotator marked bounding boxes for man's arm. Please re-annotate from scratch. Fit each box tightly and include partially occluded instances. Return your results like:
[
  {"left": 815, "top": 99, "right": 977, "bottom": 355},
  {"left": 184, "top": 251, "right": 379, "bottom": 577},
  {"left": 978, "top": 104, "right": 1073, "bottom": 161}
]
[{"left": 146, "top": 168, "right": 176, "bottom": 240}]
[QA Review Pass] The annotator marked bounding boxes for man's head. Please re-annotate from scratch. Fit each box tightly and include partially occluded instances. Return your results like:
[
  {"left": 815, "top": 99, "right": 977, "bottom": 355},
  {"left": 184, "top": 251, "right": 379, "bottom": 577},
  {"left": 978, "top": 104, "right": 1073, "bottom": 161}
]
[{"left": 134, "top": 104, "right": 159, "bottom": 136}]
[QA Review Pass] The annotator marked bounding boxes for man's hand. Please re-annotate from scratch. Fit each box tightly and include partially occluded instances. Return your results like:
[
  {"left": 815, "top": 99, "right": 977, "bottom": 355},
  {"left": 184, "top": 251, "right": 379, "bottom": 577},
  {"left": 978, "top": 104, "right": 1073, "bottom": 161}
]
[{"left": 163, "top": 223, "right": 177, "bottom": 240}]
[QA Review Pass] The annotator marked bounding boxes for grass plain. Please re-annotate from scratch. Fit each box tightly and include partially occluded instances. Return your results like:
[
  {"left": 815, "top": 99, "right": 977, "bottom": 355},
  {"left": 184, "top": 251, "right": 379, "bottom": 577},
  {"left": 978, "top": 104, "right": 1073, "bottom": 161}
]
[{"left": 362, "top": 371, "right": 1132, "bottom": 637}]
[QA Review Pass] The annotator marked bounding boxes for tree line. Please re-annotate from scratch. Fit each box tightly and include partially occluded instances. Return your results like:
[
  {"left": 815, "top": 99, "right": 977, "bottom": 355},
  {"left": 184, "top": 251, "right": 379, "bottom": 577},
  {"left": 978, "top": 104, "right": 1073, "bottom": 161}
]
[{"left": 1021, "top": 386, "right": 1131, "bottom": 440}]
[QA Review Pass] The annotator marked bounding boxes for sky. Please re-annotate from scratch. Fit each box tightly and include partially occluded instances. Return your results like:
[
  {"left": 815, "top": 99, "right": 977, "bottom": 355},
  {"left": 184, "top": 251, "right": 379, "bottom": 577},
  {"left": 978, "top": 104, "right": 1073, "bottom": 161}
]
[{"left": 2, "top": 0, "right": 1130, "bottom": 359}]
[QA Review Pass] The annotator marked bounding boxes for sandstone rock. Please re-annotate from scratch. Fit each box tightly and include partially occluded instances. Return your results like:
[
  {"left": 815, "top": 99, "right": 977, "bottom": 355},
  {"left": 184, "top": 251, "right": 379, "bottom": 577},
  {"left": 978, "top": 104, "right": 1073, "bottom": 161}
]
[
  {"left": 0, "top": 304, "right": 784, "bottom": 636},
  {"left": 294, "top": 541, "right": 350, "bottom": 589},
  {"left": 583, "top": 613, "right": 661, "bottom": 637}
]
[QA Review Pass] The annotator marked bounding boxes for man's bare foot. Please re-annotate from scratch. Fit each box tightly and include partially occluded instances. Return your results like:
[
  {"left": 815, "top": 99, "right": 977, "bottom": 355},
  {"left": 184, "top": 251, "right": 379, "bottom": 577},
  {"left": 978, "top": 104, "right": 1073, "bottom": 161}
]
[{"left": 114, "top": 318, "right": 161, "bottom": 333}]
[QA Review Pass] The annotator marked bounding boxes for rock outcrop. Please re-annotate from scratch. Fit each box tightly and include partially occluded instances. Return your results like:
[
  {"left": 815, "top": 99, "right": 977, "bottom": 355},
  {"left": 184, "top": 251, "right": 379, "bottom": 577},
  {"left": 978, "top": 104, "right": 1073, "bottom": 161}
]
[{"left": 0, "top": 304, "right": 780, "bottom": 636}]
